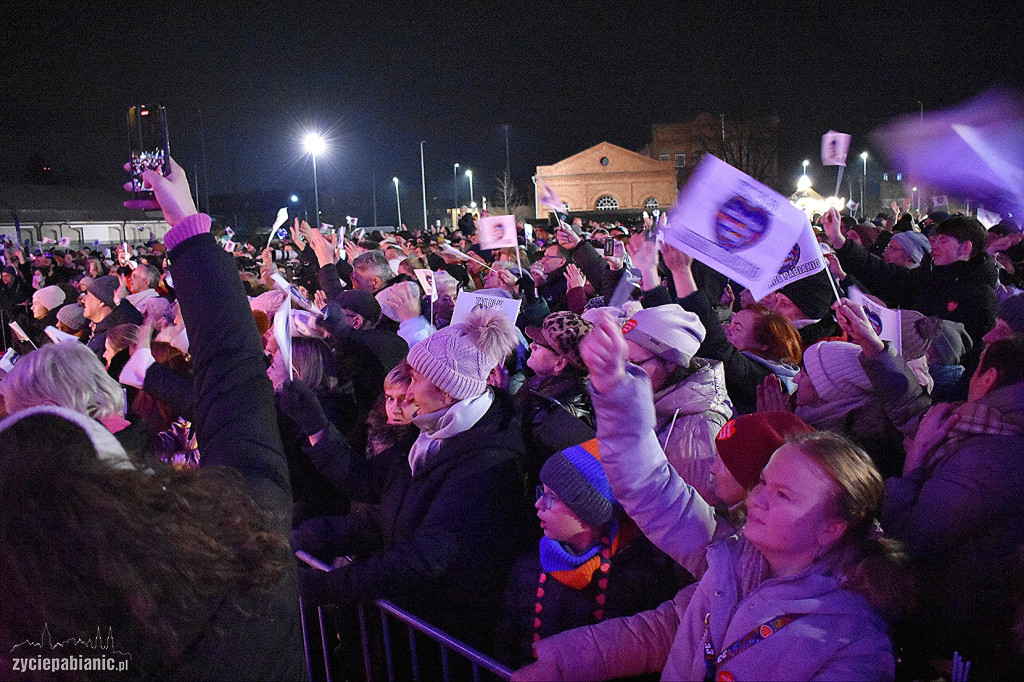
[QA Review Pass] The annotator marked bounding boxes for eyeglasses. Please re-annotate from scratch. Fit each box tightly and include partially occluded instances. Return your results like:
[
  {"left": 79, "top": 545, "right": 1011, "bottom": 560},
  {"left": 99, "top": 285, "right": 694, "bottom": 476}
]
[
  {"left": 536, "top": 485, "right": 559, "bottom": 511},
  {"left": 529, "top": 339, "right": 557, "bottom": 354}
]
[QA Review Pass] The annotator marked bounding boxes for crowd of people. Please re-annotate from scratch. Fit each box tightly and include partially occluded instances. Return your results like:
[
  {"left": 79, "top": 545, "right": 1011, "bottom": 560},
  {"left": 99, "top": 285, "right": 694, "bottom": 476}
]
[{"left": 2, "top": 156, "right": 1024, "bottom": 681}]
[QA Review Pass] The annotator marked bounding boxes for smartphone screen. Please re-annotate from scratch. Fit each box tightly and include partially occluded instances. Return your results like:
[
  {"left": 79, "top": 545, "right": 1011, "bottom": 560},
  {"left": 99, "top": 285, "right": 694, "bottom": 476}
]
[
  {"left": 128, "top": 105, "right": 170, "bottom": 196},
  {"left": 603, "top": 240, "right": 615, "bottom": 256}
]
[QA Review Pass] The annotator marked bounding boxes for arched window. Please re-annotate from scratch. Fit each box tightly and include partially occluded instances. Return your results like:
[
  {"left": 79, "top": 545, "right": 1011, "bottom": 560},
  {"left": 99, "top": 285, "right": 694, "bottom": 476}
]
[
  {"left": 644, "top": 197, "right": 659, "bottom": 209},
  {"left": 658, "top": 150, "right": 670, "bottom": 161},
  {"left": 675, "top": 152, "right": 686, "bottom": 168},
  {"left": 595, "top": 195, "right": 618, "bottom": 211}
]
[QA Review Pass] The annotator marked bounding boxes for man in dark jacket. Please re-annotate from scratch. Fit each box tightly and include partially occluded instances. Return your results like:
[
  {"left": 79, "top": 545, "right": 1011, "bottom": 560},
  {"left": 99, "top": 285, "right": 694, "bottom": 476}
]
[
  {"left": 83, "top": 274, "right": 143, "bottom": 356},
  {"left": 293, "top": 307, "right": 528, "bottom": 649},
  {"left": 824, "top": 211, "right": 997, "bottom": 362}
]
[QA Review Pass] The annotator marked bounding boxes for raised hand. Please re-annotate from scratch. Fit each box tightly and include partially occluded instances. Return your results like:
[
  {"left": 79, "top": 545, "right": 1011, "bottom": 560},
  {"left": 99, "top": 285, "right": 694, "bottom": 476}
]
[
  {"left": 756, "top": 373, "right": 794, "bottom": 413},
  {"left": 123, "top": 157, "right": 198, "bottom": 227},
  {"left": 821, "top": 207, "right": 845, "bottom": 249},
  {"left": 903, "top": 403, "right": 960, "bottom": 474},
  {"left": 564, "top": 263, "right": 587, "bottom": 290},
  {"left": 833, "top": 299, "right": 884, "bottom": 358},
  {"left": 579, "top": 310, "right": 627, "bottom": 394}
]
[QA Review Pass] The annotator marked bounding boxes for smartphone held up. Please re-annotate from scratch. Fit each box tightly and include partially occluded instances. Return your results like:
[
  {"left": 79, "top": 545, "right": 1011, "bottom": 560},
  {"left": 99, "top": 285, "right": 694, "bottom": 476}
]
[{"left": 127, "top": 104, "right": 170, "bottom": 204}]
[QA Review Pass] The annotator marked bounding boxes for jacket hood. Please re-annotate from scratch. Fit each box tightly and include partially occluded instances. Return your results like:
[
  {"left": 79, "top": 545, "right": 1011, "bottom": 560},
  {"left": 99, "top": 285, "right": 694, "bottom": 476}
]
[{"left": 652, "top": 358, "right": 732, "bottom": 427}]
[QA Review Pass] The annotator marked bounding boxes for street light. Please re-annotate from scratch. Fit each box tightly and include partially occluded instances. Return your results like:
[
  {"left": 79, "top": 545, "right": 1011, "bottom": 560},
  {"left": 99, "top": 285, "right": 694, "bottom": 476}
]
[
  {"left": 465, "top": 169, "right": 475, "bottom": 209},
  {"left": 303, "top": 133, "right": 327, "bottom": 228},
  {"left": 420, "top": 141, "right": 428, "bottom": 233},
  {"left": 802, "top": 159, "right": 809, "bottom": 176},
  {"left": 859, "top": 152, "right": 868, "bottom": 218},
  {"left": 290, "top": 194, "right": 299, "bottom": 203},
  {"left": 453, "top": 163, "right": 460, "bottom": 208},
  {"left": 393, "top": 177, "right": 402, "bottom": 227}
]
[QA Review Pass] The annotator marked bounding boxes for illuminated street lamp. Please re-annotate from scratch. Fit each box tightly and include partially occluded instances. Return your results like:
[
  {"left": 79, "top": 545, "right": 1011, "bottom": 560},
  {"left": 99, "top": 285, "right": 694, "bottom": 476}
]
[
  {"left": 802, "top": 159, "right": 809, "bottom": 176},
  {"left": 393, "top": 177, "right": 402, "bottom": 227},
  {"left": 859, "top": 152, "right": 868, "bottom": 218},
  {"left": 302, "top": 133, "right": 327, "bottom": 228},
  {"left": 453, "top": 163, "right": 460, "bottom": 207}
]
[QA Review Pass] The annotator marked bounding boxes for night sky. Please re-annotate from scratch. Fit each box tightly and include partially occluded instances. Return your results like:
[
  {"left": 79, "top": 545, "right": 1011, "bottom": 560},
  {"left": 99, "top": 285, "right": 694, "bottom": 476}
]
[{"left": 2, "top": 1, "right": 1022, "bottom": 226}]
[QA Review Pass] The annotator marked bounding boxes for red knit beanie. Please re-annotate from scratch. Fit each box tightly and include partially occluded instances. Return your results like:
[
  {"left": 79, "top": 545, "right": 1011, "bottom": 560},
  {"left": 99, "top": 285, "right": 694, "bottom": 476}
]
[{"left": 715, "top": 412, "right": 814, "bottom": 489}]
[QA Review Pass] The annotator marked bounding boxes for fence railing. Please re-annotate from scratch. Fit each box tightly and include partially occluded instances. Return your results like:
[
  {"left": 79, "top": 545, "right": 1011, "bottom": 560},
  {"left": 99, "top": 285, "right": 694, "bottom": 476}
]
[{"left": 301, "top": 598, "right": 514, "bottom": 682}]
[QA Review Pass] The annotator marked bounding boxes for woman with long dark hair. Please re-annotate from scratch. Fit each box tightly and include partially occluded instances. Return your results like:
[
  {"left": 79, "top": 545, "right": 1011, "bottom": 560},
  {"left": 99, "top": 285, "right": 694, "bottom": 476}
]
[{"left": 0, "top": 158, "right": 304, "bottom": 679}]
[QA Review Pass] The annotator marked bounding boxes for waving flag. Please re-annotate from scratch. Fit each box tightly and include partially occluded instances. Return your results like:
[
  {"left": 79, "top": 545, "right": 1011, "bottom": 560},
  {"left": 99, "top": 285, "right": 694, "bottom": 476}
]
[
  {"left": 477, "top": 215, "right": 518, "bottom": 250},
  {"left": 872, "top": 89, "right": 1024, "bottom": 219},
  {"left": 537, "top": 177, "right": 565, "bottom": 213},
  {"left": 663, "top": 154, "right": 820, "bottom": 301},
  {"left": 821, "top": 131, "right": 852, "bottom": 167}
]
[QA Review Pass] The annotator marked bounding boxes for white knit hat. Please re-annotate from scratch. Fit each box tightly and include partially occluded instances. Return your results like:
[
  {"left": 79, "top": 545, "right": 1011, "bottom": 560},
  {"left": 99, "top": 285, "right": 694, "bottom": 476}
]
[
  {"left": 802, "top": 341, "right": 872, "bottom": 403},
  {"left": 621, "top": 304, "right": 705, "bottom": 367},
  {"left": 32, "top": 285, "right": 66, "bottom": 312},
  {"left": 406, "top": 307, "right": 517, "bottom": 400}
]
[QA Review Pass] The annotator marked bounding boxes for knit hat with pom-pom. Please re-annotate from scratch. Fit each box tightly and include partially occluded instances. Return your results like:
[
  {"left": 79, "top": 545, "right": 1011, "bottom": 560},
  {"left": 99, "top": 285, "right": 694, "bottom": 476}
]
[{"left": 407, "top": 307, "right": 518, "bottom": 400}]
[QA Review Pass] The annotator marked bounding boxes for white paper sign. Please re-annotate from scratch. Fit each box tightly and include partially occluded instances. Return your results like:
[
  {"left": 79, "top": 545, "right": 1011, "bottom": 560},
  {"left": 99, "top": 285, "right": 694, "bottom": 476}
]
[
  {"left": 976, "top": 207, "right": 1001, "bottom": 229},
  {"left": 9, "top": 321, "right": 36, "bottom": 348},
  {"left": 450, "top": 291, "right": 522, "bottom": 327},
  {"left": 44, "top": 325, "right": 80, "bottom": 344},
  {"left": 762, "top": 220, "right": 829, "bottom": 295},
  {"left": 477, "top": 215, "right": 518, "bottom": 250},
  {"left": 821, "top": 131, "right": 852, "bottom": 167},
  {"left": 414, "top": 268, "right": 438, "bottom": 301},
  {"left": 848, "top": 286, "right": 903, "bottom": 356},
  {"left": 663, "top": 154, "right": 812, "bottom": 301},
  {"left": 273, "top": 294, "right": 293, "bottom": 381},
  {"left": 270, "top": 272, "right": 322, "bottom": 317}
]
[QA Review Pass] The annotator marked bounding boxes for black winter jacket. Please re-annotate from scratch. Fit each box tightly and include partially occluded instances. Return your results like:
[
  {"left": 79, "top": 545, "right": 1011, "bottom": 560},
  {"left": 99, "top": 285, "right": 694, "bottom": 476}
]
[{"left": 293, "top": 389, "right": 529, "bottom": 649}]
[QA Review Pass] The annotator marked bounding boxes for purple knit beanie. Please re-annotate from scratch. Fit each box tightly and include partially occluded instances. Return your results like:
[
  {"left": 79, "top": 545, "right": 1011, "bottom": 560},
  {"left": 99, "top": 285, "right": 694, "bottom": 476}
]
[{"left": 406, "top": 307, "right": 517, "bottom": 400}]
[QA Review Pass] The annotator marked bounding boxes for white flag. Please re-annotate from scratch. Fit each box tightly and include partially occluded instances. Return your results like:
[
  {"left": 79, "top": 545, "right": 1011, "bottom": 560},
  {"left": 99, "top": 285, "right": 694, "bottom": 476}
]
[
  {"left": 663, "top": 154, "right": 817, "bottom": 301},
  {"left": 450, "top": 291, "right": 522, "bottom": 327},
  {"left": 821, "top": 131, "right": 853, "bottom": 167},
  {"left": 273, "top": 294, "right": 293, "bottom": 381},
  {"left": 415, "top": 268, "right": 438, "bottom": 301},
  {"left": 846, "top": 200, "right": 859, "bottom": 212},
  {"left": 976, "top": 207, "right": 1002, "bottom": 229},
  {"left": 271, "top": 207, "right": 289, "bottom": 231},
  {"left": 931, "top": 195, "right": 949, "bottom": 208},
  {"left": 848, "top": 287, "right": 903, "bottom": 355},
  {"left": 477, "top": 215, "right": 518, "bottom": 250},
  {"left": 58, "top": 237, "right": 70, "bottom": 246}
]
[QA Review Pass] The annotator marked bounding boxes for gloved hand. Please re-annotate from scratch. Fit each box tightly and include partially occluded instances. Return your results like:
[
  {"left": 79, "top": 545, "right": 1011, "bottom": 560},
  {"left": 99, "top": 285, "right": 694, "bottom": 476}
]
[
  {"left": 278, "top": 379, "right": 329, "bottom": 436},
  {"left": 317, "top": 301, "right": 352, "bottom": 338}
]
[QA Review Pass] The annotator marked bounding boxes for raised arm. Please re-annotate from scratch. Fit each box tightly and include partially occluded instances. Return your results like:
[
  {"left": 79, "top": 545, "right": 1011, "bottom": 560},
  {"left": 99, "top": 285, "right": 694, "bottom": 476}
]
[
  {"left": 580, "top": 312, "right": 718, "bottom": 577},
  {"left": 132, "top": 159, "right": 291, "bottom": 524}
]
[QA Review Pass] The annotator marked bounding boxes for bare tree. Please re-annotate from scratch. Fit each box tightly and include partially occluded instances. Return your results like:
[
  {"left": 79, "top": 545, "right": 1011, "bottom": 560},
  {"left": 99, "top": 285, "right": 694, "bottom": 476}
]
[
  {"left": 494, "top": 170, "right": 525, "bottom": 215},
  {"left": 691, "top": 113, "right": 779, "bottom": 187}
]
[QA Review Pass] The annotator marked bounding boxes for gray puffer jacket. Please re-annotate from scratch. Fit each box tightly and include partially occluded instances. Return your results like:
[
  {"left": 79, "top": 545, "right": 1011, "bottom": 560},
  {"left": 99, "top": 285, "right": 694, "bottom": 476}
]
[{"left": 653, "top": 358, "right": 733, "bottom": 505}]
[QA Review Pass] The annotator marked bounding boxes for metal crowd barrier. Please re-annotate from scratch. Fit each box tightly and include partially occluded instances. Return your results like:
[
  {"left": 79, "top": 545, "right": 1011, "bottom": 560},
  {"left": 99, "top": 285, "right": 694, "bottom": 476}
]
[{"left": 301, "top": 598, "right": 514, "bottom": 682}]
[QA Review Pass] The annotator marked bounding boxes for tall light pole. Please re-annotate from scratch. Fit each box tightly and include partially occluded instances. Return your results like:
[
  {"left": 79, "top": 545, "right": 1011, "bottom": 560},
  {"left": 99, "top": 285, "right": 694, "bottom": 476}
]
[
  {"left": 453, "top": 162, "right": 460, "bottom": 207},
  {"left": 303, "top": 133, "right": 327, "bottom": 228},
  {"left": 420, "top": 141, "right": 428, "bottom": 232},
  {"left": 465, "top": 169, "right": 475, "bottom": 209},
  {"left": 859, "top": 152, "right": 868, "bottom": 218},
  {"left": 393, "top": 177, "right": 402, "bottom": 227}
]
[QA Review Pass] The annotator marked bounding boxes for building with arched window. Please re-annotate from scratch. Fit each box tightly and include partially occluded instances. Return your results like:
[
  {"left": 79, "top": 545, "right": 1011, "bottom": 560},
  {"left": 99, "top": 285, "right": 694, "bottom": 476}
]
[{"left": 534, "top": 142, "right": 676, "bottom": 220}]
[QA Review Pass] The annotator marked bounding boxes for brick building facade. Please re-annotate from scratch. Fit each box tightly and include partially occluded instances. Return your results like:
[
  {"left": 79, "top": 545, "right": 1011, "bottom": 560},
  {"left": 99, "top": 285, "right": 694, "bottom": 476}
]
[{"left": 534, "top": 141, "right": 676, "bottom": 219}]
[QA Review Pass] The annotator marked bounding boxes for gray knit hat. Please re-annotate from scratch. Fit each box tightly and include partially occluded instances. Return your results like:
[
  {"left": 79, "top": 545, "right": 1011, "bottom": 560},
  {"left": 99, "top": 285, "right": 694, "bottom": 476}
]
[
  {"left": 539, "top": 439, "right": 617, "bottom": 528},
  {"left": 802, "top": 341, "right": 872, "bottom": 402},
  {"left": 56, "top": 303, "right": 89, "bottom": 331},
  {"left": 86, "top": 275, "right": 119, "bottom": 308},
  {"left": 890, "top": 231, "right": 931, "bottom": 265},
  {"left": 406, "top": 307, "right": 517, "bottom": 400},
  {"left": 997, "top": 294, "right": 1024, "bottom": 337}
]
